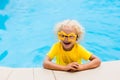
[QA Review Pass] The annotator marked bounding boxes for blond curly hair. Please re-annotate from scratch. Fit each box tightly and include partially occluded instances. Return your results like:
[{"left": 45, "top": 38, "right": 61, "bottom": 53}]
[{"left": 54, "top": 20, "right": 85, "bottom": 41}]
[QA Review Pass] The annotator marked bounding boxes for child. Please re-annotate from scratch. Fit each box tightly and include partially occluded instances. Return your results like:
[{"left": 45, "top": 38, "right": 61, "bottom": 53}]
[{"left": 43, "top": 20, "right": 101, "bottom": 72}]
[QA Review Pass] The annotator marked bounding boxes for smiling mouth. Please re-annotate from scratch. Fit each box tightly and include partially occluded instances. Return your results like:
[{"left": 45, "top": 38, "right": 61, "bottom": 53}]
[{"left": 63, "top": 42, "right": 71, "bottom": 45}]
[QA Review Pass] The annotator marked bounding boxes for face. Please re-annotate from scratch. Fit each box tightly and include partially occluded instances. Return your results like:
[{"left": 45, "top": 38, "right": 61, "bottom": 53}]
[{"left": 58, "top": 26, "right": 77, "bottom": 51}]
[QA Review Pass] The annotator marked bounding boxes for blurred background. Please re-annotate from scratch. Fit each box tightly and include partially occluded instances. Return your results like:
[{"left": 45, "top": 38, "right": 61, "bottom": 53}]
[{"left": 0, "top": 0, "right": 120, "bottom": 67}]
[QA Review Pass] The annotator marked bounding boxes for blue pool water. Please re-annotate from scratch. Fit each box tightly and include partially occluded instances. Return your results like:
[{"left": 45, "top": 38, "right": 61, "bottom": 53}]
[{"left": 0, "top": 0, "right": 120, "bottom": 68}]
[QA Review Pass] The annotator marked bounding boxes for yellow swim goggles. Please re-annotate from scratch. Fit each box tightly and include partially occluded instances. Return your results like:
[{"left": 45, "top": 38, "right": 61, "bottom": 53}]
[{"left": 58, "top": 31, "right": 77, "bottom": 42}]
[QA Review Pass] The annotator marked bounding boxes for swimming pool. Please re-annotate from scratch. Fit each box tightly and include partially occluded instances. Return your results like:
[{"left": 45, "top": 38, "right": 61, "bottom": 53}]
[{"left": 0, "top": 0, "right": 120, "bottom": 68}]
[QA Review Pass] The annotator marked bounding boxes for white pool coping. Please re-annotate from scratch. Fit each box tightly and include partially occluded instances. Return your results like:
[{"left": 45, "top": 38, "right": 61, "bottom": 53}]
[{"left": 0, "top": 60, "right": 120, "bottom": 80}]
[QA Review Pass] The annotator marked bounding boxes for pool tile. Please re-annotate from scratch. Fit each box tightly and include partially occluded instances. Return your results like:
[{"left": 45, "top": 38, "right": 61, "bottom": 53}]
[
  {"left": 0, "top": 67, "right": 12, "bottom": 80},
  {"left": 33, "top": 68, "right": 55, "bottom": 80},
  {"left": 7, "top": 68, "right": 34, "bottom": 80}
]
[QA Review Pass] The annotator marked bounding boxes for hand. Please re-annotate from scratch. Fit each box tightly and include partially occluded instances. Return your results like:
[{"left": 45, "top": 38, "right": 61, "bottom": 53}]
[{"left": 64, "top": 62, "right": 80, "bottom": 72}]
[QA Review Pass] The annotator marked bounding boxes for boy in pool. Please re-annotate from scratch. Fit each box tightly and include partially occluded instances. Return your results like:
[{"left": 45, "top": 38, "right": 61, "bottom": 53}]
[{"left": 43, "top": 20, "right": 101, "bottom": 72}]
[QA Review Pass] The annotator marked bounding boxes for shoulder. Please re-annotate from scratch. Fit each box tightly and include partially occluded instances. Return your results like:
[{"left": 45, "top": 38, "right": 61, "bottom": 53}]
[
  {"left": 51, "top": 42, "right": 61, "bottom": 49},
  {"left": 53, "top": 42, "right": 60, "bottom": 46},
  {"left": 75, "top": 43, "right": 83, "bottom": 49}
]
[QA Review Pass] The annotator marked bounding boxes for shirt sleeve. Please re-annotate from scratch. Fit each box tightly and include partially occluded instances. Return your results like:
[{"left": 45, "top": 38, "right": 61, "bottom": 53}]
[
  {"left": 47, "top": 43, "right": 58, "bottom": 59},
  {"left": 78, "top": 45, "right": 92, "bottom": 60}
]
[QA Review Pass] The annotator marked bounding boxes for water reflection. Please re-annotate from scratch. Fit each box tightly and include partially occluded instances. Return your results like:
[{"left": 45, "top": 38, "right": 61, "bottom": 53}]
[
  {"left": 0, "top": 15, "right": 9, "bottom": 30},
  {"left": 0, "top": 0, "right": 9, "bottom": 10}
]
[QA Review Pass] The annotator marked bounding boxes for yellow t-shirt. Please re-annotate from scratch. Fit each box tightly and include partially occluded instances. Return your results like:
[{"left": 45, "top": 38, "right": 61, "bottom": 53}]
[{"left": 47, "top": 42, "right": 92, "bottom": 66}]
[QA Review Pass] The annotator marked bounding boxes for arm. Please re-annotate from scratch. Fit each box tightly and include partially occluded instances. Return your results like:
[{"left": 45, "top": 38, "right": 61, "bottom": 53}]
[
  {"left": 43, "top": 56, "right": 65, "bottom": 71},
  {"left": 43, "top": 55, "right": 101, "bottom": 72},
  {"left": 78, "top": 55, "right": 101, "bottom": 71},
  {"left": 43, "top": 56, "right": 78, "bottom": 71}
]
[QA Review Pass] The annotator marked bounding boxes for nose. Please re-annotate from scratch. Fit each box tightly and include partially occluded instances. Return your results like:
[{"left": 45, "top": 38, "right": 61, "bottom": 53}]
[{"left": 64, "top": 36, "right": 69, "bottom": 41}]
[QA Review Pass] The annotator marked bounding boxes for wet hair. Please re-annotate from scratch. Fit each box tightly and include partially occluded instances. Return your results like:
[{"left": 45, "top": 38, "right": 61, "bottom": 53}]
[{"left": 54, "top": 19, "right": 85, "bottom": 41}]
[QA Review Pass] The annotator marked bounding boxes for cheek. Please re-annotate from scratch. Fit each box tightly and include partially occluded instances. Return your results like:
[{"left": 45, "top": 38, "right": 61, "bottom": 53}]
[
  {"left": 70, "top": 42, "right": 75, "bottom": 46},
  {"left": 60, "top": 41, "right": 64, "bottom": 45}
]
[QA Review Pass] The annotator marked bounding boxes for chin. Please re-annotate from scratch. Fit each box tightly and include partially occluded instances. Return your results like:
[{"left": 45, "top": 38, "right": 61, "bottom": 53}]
[
  {"left": 61, "top": 41, "right": 74, "bottom": 50},
  {"left": 63, "top": 44, "right": 73, "bottom": 51}
]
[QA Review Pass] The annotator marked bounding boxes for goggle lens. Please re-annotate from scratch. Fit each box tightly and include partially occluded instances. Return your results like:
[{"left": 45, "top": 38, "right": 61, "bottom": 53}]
[{"left": 58, "top": 31, "right": 77, "bottom": 42}]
